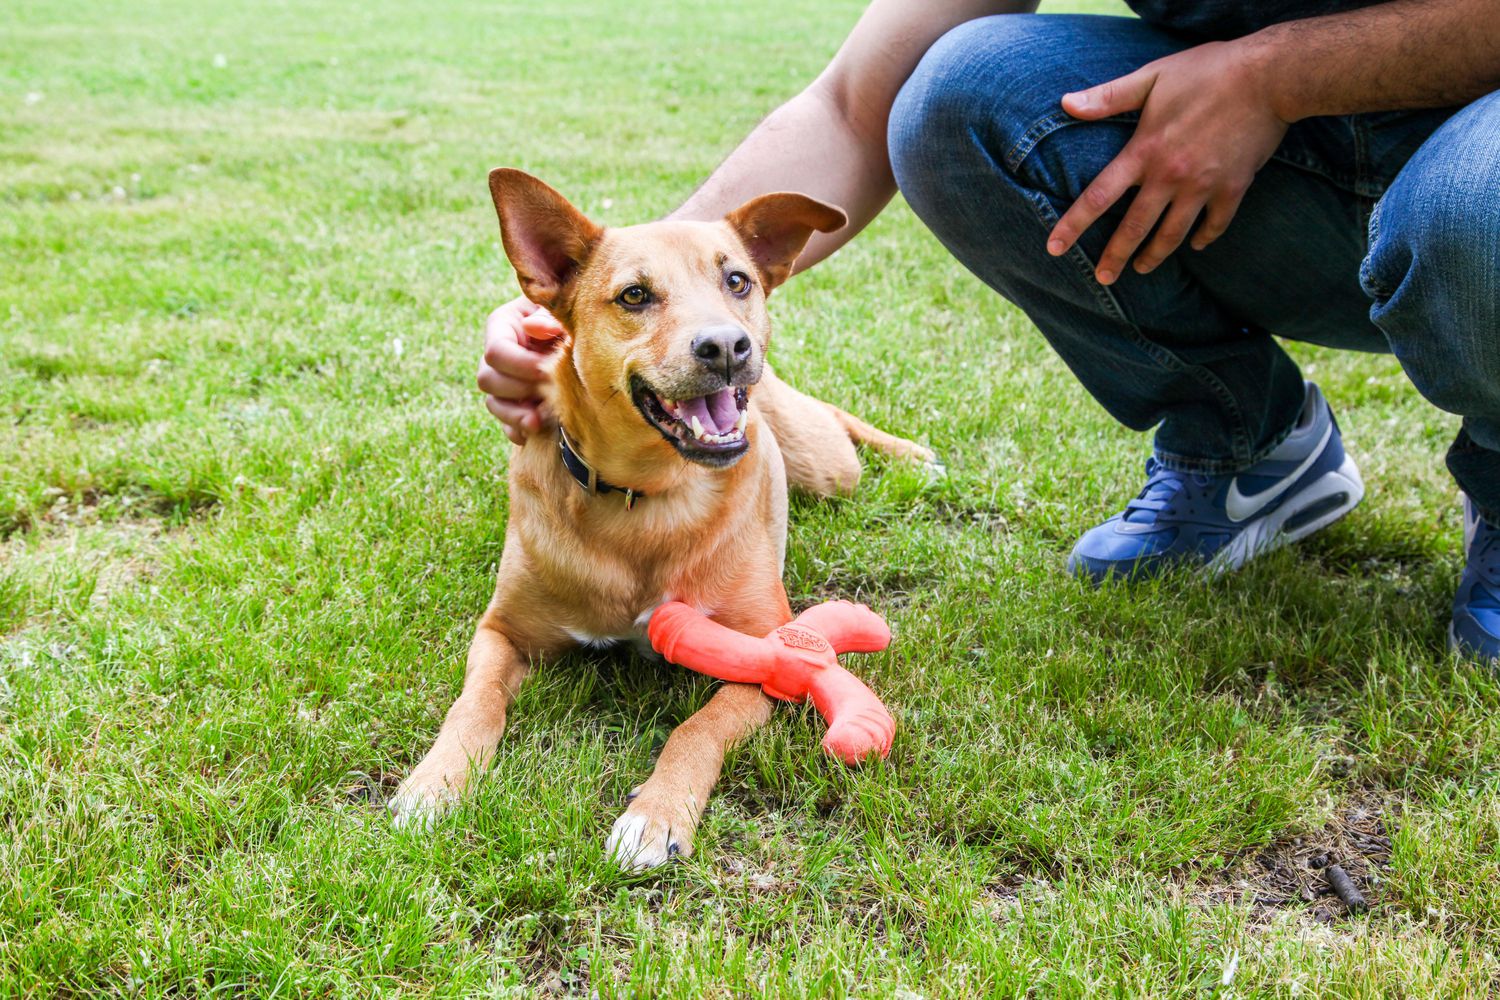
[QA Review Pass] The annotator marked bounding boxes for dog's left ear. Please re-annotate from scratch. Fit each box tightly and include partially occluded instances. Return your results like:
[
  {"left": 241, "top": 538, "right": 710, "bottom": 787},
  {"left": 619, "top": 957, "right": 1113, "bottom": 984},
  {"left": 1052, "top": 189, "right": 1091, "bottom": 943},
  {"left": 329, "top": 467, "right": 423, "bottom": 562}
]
[
  {"left": 724, "top": 193, "right": 847, "bottom": 293},
  {"left": 488, "top": 168, "right": 603, "bottom": 308}
]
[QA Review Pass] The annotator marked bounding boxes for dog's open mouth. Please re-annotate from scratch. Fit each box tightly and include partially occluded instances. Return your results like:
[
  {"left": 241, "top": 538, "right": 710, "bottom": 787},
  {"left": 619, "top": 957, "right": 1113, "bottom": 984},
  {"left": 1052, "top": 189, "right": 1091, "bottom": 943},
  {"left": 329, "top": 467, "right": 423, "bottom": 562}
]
[{"left": 632, "top": 377, "right": 750, "bottom": 465}]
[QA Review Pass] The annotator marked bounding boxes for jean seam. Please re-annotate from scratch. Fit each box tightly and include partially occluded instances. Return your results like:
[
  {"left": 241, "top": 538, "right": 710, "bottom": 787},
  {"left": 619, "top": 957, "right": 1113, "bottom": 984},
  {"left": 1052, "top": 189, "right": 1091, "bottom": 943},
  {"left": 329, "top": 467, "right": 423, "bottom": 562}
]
[
  {"left": 1009, "top": 109, "right": 1363, "bottom": 207},
  {"left": 1268, "top": 148, "right": 1354, "bottom": 191},
  {"left": 1348, "top": 115, "right": 1393, "bottom": 200},
  {"left": 1352, "top": 116, "right": 1367, "bottom": 200},
  {"left": 1151, "top": 448, "right": 1251, "bottom": 476},
  {"left": 1359, "top": 196, "right": 1392, "bottom": 301},
  {"left": 1015, "top": 176, "right": 1255, "bottom": 469},
  {"left": 1003, "top": 109, "right": 1139, "bottom": 173},
  {"left": 1154, "top": 415, "right": 1300, "bottom": 476}
]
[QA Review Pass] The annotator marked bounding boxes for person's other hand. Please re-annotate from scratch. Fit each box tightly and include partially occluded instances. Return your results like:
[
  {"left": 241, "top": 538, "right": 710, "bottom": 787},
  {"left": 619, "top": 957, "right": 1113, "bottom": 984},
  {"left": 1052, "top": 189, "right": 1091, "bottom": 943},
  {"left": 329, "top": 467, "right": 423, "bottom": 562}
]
[
  {"left": 477, "top": 297, "right": 565, "bottom": 444},
  {"left": 1046, "top": 40, "right": 1290, "bottom": 284}
]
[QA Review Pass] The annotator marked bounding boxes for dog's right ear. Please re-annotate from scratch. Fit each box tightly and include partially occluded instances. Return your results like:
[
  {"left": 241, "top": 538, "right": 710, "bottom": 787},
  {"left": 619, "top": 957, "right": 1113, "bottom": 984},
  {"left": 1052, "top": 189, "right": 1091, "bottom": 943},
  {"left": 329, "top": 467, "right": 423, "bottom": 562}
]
[
  {"left": 724, "top": 192, "right": 847, "bottom": 293},
  {"left": 488, "top": 168, "right": 602, "bottom": 308}
]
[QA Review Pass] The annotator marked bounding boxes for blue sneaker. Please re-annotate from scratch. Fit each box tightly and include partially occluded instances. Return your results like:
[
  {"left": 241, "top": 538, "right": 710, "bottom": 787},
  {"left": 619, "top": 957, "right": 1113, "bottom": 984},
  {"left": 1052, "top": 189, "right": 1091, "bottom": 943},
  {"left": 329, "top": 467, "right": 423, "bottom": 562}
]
[
  {"left": 1068, "top": 383, "right": 1364, "bottom": 582},
  {"left": 1451, "top": 496, "right": 1500, "bottom": 664}
]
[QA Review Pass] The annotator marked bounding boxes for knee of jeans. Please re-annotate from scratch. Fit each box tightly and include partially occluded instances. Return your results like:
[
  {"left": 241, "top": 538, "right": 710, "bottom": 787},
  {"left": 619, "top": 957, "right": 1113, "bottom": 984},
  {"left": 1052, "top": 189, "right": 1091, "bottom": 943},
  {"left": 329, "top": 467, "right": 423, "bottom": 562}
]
[
  {"left": 1364, "top": 97, "right": 1500, "bottom": 416},
  {"left": 888, "top": 15, "right": 1075, "bottom": 216},
  {"left": 1362, "top": 95, "right": 1500, "bottom": 314}
]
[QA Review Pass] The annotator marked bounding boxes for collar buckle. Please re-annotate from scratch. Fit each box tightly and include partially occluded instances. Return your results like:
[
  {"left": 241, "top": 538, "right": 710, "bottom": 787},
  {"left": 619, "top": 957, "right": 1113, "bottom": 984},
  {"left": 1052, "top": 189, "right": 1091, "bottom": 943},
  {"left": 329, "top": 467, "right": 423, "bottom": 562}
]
[{"left": 558, "top": 426, "right": 644, "bottom": 509}]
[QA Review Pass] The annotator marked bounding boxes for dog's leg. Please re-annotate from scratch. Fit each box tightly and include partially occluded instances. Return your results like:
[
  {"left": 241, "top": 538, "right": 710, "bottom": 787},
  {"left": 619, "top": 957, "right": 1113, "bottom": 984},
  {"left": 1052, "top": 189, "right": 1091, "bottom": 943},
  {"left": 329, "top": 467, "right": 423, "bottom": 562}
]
[
  {"left": 605, "top": 602, "right": 786, "bottom": 869},
  {"left": 828, "top": 405, "right": 938, "bottom": 467},
  {"left": 756, "top": 368, "right": 937, "bottom": 497},
  {"left": 389, "top": 613, "right": 528, "bottom": 828},
  {"left": 605, "top": 681, "right": 774, "bottom": 869}
]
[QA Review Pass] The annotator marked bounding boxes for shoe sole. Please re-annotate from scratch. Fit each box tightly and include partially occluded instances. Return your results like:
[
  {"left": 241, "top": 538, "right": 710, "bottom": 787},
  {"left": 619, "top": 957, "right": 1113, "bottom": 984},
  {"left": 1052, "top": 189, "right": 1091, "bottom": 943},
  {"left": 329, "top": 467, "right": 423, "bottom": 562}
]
[
  {"left": 1206, "top": 453, "right": 1365, "bottom": 576},
  {"left": 1449, "top": 620, "right": 1500, "bottom": 665}
]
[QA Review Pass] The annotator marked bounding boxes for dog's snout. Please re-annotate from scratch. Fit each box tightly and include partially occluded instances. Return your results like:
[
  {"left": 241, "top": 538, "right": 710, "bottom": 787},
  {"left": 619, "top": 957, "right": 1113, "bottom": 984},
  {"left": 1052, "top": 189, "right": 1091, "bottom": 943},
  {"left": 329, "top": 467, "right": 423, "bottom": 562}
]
[{"left": 691, "top": 325, "right": 753, "bottom": 378}]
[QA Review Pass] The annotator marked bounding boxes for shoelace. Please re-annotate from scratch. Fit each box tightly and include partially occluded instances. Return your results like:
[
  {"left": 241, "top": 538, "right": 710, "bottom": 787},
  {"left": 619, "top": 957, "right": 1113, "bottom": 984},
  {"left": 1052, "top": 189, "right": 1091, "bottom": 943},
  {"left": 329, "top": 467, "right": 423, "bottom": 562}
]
[
  {"left": 1122, "top": 458, "right": 1214, "bottom": 523},
  {"left": 1465, "top": 518, "right": 1500, "bottom": 616},
  {"left": 1475, "top": 516, "right": 1500, "bottom": 580}
]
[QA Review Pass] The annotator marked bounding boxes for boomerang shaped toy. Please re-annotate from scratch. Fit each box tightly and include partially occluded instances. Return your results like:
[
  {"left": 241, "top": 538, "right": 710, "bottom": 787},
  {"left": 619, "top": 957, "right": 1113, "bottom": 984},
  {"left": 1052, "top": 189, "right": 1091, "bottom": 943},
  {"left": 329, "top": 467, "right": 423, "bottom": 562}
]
[{"left": 647, "top": 600, "right": 896, "bottom": 764}]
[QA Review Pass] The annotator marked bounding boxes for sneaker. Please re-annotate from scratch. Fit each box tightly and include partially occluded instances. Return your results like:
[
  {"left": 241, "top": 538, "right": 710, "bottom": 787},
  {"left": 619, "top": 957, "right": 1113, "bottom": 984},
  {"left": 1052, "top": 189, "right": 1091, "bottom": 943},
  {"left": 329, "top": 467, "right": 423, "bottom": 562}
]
[
  {"left": 1451, "top": 495, "right": 1500, "bottom": 664},
  {"left": 1068, "top": 382, "right": 1364, "bottom": 582}
]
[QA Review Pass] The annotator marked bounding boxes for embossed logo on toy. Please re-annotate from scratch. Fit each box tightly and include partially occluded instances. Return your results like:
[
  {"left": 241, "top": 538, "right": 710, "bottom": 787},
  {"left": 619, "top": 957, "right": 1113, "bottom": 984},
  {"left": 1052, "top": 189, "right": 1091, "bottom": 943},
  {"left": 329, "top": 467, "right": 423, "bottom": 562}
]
[{"left": 775, "top": 624, "right": 831, "bottom": 654}]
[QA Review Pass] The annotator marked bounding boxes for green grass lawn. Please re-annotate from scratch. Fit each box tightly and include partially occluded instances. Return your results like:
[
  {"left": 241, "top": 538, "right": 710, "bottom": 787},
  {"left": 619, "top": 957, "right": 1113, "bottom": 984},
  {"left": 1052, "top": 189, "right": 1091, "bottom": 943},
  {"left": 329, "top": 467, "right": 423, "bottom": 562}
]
[{"left": 4, "top": 0, "right": 1500, "bottom": 995}]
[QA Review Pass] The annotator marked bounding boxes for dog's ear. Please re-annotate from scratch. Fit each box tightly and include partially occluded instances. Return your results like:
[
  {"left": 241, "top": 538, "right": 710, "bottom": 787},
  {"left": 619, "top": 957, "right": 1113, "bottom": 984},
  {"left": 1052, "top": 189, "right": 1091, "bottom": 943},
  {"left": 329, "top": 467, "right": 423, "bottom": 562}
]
[
  {"left": 724, "top": 193, "right": 847, "bottom": 293},
  {"left": 488, "top": 168, "right": 603, "bottom": 308}
]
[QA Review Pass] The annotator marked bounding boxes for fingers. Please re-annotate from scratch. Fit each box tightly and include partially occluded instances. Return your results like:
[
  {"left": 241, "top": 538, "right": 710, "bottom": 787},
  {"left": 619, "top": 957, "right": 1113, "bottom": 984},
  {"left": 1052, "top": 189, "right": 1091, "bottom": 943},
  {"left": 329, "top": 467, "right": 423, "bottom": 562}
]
[
  {"left": 483, "top": 312, "right": 553, "bottom": 383},
  {"left": 1047, "top": 142, "right": 1249, "bottom": 278},
  {"left": 1190, "top": 187, "right": 1248, "bottom": 251},
  {"left": 1132, "top": 198, "right": 1206, "bottom": 274},
  {"left": 481, "top": 296, "right": 559, "bottom": 442},
  {"left": 1062, "top": 66, "right": 1157, "bottom": 121},
  {"left": 485, "top": 395, "right": 540, "bottom": 446},
  {"left": 1093, "top": 184, "right": 1172, "bottom": 285},
  {"left": 476, "top": 363, "right": 540, "bottom": 403},
  {"left": 1047, "top": 150, "right": 1141, "bottom": 259},
  {"left": 519, "top": 310, "right": 565, "bottom": 345}
]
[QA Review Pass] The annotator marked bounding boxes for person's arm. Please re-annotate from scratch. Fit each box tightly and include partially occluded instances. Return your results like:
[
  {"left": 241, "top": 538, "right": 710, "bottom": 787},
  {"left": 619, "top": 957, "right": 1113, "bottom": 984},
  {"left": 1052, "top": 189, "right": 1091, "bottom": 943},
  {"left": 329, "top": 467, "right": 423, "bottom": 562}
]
[
  {"left": 481, "top": 0, "right": 1033, "bottom": 441},
  {"left": 1045, "top": 0, "right": 1500, "bottom": 285},
  {"left": 669, "top": 0, "right": 1035, "bottom": 268},
  {"left": 1255, "top": 1, "right": 1500, "bottom": 120}
]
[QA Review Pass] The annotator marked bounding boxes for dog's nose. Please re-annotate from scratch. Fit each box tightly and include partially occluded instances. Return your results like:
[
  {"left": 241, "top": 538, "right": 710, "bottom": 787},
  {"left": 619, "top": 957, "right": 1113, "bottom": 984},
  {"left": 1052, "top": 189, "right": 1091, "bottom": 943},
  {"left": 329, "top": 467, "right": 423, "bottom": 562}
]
[{"left": 691, "top": 325, "right": 753, "bottom": 378}]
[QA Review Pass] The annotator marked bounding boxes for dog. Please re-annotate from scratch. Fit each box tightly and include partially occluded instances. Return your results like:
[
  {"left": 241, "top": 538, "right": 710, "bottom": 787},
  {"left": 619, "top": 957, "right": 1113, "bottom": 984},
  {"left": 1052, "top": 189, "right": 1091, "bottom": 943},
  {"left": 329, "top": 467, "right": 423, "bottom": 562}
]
[{"left": 388, "top": 169, "right": 933, "bottom": 868}]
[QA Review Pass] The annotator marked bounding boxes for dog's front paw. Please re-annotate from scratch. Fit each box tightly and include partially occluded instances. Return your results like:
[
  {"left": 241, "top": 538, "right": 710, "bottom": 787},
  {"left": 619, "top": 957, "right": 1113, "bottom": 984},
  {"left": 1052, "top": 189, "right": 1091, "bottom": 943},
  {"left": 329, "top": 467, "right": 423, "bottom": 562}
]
[
  {"left": 920, "top": 450, "right": 947, "bottom": 482},
  {"left": 387, "top": 769, "right": 461, "bottom": 831},
  {"left": 604, "top": 787, "right": 698, "bottom": 871}
]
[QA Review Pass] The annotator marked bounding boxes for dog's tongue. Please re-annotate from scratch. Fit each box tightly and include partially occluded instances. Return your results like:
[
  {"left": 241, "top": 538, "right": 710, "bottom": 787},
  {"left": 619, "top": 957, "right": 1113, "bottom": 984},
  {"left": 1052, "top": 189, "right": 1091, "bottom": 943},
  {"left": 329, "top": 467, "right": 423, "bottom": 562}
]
[{"left": 675, "top": 389, "right": 739, "bottom": 435}]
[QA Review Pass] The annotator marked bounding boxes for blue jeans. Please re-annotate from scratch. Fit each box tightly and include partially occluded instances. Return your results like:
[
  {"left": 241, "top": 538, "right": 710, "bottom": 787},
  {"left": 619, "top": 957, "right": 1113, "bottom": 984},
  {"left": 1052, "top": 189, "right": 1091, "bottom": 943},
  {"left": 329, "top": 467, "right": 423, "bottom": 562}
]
[{"left": 888, "top": 14, "right": 1500, "bottom": 523}]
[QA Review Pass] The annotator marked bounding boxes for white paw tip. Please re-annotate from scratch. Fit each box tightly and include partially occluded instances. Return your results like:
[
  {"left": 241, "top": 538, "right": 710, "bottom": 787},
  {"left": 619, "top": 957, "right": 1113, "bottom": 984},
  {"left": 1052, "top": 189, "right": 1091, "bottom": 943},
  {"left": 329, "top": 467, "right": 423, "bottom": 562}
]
[
  {"left": 387, "top": 786, "right": 453, "bottom": 832},
  {"left": 605, "top": 812, "right": 675, "bottom": 871}
]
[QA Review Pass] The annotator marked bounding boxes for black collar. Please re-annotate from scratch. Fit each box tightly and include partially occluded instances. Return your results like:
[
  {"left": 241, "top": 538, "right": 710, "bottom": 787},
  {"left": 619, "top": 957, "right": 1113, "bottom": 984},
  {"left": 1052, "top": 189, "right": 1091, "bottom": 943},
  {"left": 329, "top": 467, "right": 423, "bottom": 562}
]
[{"left": 558, "top": 426, "right": 643, "bottom": 510}]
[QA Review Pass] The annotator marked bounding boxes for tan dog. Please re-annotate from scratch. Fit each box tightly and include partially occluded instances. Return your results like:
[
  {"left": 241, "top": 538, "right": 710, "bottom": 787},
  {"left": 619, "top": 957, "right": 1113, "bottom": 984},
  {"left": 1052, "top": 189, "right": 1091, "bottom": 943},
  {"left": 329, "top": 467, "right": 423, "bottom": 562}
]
[{"left": 389, "top": 169, "right": 933, "bottom": 868}]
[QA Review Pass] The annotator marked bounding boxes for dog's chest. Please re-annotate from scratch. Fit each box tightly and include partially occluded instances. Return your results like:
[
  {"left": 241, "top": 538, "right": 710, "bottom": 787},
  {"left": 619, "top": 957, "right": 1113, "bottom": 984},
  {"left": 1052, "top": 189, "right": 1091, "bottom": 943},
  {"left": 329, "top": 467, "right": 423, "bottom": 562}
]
[
  {"left": 562, "top": 597, "right": 705, "bottom": 658},
  {"left": 508, "top": 441, "right": 775, "bottom": 654}
]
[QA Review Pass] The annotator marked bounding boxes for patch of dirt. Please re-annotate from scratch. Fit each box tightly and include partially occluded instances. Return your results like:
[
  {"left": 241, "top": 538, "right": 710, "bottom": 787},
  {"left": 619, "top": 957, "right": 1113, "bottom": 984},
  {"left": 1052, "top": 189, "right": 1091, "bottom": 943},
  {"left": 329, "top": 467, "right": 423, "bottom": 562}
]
[
  {"left": 334, "top": 769, "right": 403, "bottom": 809},
  {"left": 3, "top": 483, "right": 220, "bottom": 541},
  {"left": 1188, "top": 788, "right": 1398, "bottom": 925},
  {"left": 715, "top": 853, "right": 803, "bottom": 897},
  {"left": 0, "top": 512, "right": 191, "bottom": 633},
  {"left": 973, "top": 871, "right": 1043, "bottom": 924},
  {"left": 962, "top": 792, "right": 1400, "bottom": 933},
  {"left": 801, "top": 566, "right": 933, "bottom": 610},
  {"left": 509, "top": 916, "right": 599, "bottom": 999},
  {"left": 927, "top": 497, "right": 1013, "bottom": 535}
]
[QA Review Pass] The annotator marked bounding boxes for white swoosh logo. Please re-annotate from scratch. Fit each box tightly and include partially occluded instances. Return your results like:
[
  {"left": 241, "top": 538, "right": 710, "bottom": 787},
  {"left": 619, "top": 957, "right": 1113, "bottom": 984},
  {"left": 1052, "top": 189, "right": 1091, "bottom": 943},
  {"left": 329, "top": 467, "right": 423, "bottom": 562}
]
[{"left": 1224, "top": 422, "right": 1332, "bottom": 523}]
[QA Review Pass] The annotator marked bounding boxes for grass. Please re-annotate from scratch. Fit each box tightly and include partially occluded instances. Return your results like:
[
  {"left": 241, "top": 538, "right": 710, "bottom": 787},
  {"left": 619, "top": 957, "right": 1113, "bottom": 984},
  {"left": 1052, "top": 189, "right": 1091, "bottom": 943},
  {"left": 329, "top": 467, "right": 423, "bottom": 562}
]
[{"left": 3, "top": 0, "right": 1499, "bottom": 995}]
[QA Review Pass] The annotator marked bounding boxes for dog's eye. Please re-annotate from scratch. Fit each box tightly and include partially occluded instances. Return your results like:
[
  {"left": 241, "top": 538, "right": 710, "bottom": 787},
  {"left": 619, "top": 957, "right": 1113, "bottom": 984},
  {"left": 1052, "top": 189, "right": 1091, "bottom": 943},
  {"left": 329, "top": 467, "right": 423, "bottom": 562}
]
[
  {"left": 617, "top": 285, "right": 652, "bottom": 309},
  {"left": 725, "top": 271, "right": 752, "bottom": 297}
]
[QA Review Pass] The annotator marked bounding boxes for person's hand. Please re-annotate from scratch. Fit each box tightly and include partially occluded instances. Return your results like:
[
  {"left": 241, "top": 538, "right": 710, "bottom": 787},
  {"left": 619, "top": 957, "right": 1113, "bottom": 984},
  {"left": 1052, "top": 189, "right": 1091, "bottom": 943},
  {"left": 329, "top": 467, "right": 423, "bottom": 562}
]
[
  {"left": 1046, "top": 40, "right": 1290, "bottom": 285},
  {"left": 477, "top": 297, "right": 565, "bottom": 444}
]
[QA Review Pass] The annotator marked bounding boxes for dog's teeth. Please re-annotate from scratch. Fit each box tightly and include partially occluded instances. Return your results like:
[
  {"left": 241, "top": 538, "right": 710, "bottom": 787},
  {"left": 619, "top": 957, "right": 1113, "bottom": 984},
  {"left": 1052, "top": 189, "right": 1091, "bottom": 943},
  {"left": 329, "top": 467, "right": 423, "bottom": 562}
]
[
  {"left": 736, "top": 411, "right": 748, "bottom": 433},
  {"left": 690, "top": 415, "right": 703, "bottom": 438}
]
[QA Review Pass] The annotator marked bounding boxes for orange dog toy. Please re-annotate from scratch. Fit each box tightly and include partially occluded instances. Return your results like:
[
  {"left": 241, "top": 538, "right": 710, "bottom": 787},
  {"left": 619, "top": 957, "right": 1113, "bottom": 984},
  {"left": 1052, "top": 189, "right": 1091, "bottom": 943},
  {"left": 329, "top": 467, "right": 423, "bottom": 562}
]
[{"left": 648, "top": 601, "right": 896, "bottom": 764}]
